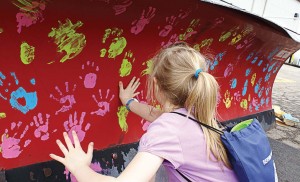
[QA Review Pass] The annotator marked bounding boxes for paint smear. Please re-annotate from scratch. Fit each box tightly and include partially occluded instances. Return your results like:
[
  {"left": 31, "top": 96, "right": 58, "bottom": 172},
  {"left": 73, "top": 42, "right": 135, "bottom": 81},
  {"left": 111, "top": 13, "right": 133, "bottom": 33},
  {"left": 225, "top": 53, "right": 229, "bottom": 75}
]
[
  {"left": 240, "top": 99, "right": 248, "bottom": 110},
  {"left": 48, "top": 19, "right": 86, "bottom": 63},
  {"left": 179, "top": 19, "right": 199, "bottom": 41},
  {"left": 194, "top": 38, "right": 213, "bottom": 52},
  {"left": 251, "top": 73, "right": 256, "bottom": 86},
  {"left": 65, "top": 161, "right": 102, "bottom": 182},
  {"left": 13, "top": 0, "right": 46, "bottom": 33},
  {"left": 20, "top": 42, "right": 35, "bottom": 64},
  {"left": 0, "top": 112, "right": 6, "bottom": 119},
  {"left": 117, "top": 106, "right": 129, "bottom": 132}
]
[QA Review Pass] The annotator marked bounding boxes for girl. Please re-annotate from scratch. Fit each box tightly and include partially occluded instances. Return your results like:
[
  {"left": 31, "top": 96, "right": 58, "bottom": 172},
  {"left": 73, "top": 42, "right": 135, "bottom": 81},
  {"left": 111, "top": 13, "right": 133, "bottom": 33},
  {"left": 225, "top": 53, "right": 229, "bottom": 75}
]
[{"left": 50, "top": 43, "right": 238, "bottom": 182}]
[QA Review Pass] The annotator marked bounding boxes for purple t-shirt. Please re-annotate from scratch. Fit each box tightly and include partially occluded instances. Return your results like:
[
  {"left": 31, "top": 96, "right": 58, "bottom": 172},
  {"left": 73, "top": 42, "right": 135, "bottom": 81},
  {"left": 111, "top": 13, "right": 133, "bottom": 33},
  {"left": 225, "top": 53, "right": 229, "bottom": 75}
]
[{"left": 138, "top": 108, "right": 238, "bottom": 182}]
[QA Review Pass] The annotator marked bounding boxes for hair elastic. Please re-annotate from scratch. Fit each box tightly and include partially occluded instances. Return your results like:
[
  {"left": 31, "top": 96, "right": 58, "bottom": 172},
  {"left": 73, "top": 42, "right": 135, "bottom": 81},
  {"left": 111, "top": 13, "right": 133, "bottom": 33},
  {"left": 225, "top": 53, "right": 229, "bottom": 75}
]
[{"left": 194, "top": 69, "right": 203, "bottom": 79}]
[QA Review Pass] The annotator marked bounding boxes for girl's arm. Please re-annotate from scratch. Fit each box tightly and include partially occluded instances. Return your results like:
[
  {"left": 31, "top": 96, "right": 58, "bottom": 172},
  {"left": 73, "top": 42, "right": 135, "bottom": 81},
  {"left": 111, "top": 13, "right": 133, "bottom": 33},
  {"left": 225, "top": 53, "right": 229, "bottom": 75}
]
[
  {"left": 50, "top": 131, "right": 163, "bottom": 182},
  {"left": 119, "top": 77, "right": 163, "bottom": 122}
]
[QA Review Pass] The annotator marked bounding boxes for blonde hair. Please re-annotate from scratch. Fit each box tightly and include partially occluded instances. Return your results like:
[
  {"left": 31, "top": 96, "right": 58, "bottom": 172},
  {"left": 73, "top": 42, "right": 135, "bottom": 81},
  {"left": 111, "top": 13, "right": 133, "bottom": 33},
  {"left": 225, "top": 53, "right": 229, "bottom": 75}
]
[{"left": 147, "top": 42, "right": 231, "bottom": 169}]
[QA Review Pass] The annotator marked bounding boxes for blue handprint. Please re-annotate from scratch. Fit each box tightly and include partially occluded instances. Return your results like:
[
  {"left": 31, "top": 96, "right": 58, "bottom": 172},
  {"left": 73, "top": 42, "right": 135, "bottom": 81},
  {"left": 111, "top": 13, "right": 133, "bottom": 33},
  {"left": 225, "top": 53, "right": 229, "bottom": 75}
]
[{"left": 0, "top": 71, "right": 37, "bottom": 114}]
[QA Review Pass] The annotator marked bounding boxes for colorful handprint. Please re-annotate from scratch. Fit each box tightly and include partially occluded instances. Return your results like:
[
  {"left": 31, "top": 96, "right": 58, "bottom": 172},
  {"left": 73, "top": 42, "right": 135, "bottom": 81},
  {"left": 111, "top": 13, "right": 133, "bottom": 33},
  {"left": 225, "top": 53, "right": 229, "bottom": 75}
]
[
  {"left": 48, "top": 19, "right": 86, "bottom": 63},
  {"left": 13, "top": 0, "right": 46, "bottom": 33},
  {"left": 119, "top": 51, "right": 135, "bottom": 77},
  {"left": 131, "top": 6, "right": 156, "bottom": 35},
  {"left": 20, "top": 42, "right": 35, "bottom": 64},
  {"left": 79, "top": 61, "right": 99, "bottom": 89},
  {"left": 100, "top": 28, "right": 127, "bottom": 59},
  {"left": 50, "top": 82, "right": 76, "bottom": 115},
  {"left": 223, "top": 90, "right": 233, "bottom": 109},
  {"left": 0, "top": 72, "right": 37, "bottom": 114},
  {"left": 0, "top": 121, "right": 31, "bottom": 158},
  {"left": 91, "top": 89, "right": 115, "bottom": 116},
  {"left": 63, "top": 111, "right": 91, "bottom": 143},
  {"left": 31, "top": 113, "right": 50, "bottom": 141},
  {"left": 117, "top": 106, "right": 129, "bottom": 132}
]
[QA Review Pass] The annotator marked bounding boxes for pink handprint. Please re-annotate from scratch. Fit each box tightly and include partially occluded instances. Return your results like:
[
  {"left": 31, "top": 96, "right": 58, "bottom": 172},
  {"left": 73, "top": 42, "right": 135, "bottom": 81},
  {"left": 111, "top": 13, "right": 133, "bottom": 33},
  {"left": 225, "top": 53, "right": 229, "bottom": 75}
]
[
  {"left": 64, "top": 111, "right": 91, "bottom": 143},
  {"left": 131, "top": 6, "right": 156, "bottom": 35},
  {"left": 79, "top": 61, "right": 99, "bottom": 89},
  {"left": 0, "top": 121, "right": 31, "bottom": 159},
  {"left": 136, "top": 91, "right": 151, "bottom": 131},
  {"left": 113, "top": 0, "right": 133, "bottom": 15},
  {"left": 31, "top": 113, "right": 50, "bottom": 141},
  {"left": 161, "top": 33, "right": 179, "bottom": 47},
  {"left": 234, "top": 91, "right": 241, "bottom": 102},
  {"left": 159, "top": 10, "right": 190, "bottom": 37},
  {"left": 159, "top": 16, "right": 176, "bottom": 37},
  {"left": 91, "top": 89, "right": 115, "bottom": 116},
  {"left": 50, "top": 82, "right": 76, "bottom": 115}
]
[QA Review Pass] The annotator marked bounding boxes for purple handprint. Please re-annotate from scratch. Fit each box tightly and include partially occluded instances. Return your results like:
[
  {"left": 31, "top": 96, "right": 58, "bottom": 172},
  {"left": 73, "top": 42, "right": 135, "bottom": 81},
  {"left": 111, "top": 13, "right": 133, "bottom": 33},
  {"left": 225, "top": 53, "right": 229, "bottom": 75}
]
[
  {"left": 91, "top": 89, "right": 115, "bottom": 116},
  {"left": 131, "top": 6, "right": 156, "bottom": 35},
  {"left": 64, "top": 111, "right": 91, "bottom": 143},
  {"left": 79, "top": 61, "right": 99, "bottom": 89},
  {"left": 30, "top": 113, "right": 50, "bottom": 141},
  {"left": 50, "top": 82, "right": 76, "bottom": 115},
  {"left": 0, "top": 121, "right": 31, "bottom": 159}
]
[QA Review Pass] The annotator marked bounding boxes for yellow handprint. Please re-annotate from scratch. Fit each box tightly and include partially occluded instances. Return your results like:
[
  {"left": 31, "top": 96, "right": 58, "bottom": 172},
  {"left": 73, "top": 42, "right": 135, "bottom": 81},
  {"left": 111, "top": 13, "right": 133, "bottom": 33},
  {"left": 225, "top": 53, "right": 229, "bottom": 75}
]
[{"left": 223, "top": 90, "right": 233, "bottom": 109}]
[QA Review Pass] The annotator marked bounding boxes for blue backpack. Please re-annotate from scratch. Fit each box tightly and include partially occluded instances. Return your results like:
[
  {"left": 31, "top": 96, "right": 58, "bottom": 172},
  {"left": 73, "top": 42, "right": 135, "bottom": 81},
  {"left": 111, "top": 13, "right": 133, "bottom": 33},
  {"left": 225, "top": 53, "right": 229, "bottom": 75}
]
[{"left": 172, "top": 112, "right": 278, "bottom": 182}]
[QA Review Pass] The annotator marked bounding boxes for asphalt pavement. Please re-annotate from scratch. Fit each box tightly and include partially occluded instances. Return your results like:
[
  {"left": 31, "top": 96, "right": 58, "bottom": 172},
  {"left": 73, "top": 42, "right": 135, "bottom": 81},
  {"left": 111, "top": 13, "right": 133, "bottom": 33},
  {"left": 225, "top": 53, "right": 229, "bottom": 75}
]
[{"left": 267, "top": 64, "right": 300, "bottom": 182}]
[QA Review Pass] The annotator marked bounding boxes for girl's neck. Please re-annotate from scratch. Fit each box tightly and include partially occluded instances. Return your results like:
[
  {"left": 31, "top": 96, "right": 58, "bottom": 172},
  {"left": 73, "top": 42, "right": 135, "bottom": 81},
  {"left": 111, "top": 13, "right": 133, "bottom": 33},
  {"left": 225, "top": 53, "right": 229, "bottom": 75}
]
[{"left": 162, "top": 101, "right": 180, "bottom": 112}]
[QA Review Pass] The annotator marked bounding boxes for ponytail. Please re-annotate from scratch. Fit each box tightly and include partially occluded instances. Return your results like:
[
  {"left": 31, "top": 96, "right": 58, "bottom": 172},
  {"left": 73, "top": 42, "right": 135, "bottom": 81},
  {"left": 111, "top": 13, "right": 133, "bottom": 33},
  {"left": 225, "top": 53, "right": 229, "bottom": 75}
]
[{"left": 186, "top": 71, "right": 231, "bottom": 169}]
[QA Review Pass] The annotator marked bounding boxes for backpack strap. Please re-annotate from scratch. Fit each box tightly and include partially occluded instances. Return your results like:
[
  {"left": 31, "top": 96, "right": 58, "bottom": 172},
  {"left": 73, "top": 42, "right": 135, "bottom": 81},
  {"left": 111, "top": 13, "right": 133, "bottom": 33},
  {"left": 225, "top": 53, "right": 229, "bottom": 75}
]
[{"left": 171, "top": 112, "right": 224, "bottom": 135}]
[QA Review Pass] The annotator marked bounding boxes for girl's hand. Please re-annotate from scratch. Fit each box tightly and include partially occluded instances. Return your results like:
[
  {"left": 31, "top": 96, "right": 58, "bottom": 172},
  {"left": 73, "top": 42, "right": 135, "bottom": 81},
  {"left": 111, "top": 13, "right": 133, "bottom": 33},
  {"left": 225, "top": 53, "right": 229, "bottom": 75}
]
[
  {"left": 50, "top": 131, "right": 94, "bottom": 175},
  {"left": 119, "top": 77, "right": 140, "bottom": 105}
]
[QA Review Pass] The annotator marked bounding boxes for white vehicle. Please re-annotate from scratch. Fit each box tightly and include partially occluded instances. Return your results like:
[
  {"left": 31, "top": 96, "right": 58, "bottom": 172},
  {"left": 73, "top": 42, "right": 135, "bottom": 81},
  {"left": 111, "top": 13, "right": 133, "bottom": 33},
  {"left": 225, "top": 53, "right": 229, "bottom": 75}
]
[{"left": 287, "top": 49, "right": 300, "bottom": 66}]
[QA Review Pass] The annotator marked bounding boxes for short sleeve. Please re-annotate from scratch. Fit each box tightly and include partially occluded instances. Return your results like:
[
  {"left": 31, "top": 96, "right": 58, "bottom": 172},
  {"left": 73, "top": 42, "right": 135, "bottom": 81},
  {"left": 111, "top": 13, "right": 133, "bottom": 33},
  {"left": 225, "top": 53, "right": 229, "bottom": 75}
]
[{"left": 138, "top": 121, "right": 184, "bottom": 169}]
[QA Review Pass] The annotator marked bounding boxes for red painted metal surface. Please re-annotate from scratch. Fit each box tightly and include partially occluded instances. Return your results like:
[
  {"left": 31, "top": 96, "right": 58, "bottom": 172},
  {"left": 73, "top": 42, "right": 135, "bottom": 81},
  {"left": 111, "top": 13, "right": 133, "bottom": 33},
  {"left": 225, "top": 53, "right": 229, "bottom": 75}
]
[{"left": 0, "top": 0, "right": 299, "bottom": 170}]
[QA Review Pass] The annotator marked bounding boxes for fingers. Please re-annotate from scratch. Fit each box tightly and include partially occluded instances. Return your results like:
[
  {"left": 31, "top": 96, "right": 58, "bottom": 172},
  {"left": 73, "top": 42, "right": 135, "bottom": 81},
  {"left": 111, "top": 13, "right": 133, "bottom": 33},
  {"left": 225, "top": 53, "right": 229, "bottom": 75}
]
[
  {"left": 128, "top": 77, "right": 136, "bottom": 87},
  {"left": 49, "top": 153, "right": 65, "bottom": 165},
  {"left": 133, "top": 92, "right": 140, "bottom": 97},
  {"left": 132, "top": 78, "right": 140, "bottom": 91},
  {"left": 119, "top": 81, "right": 124, "bottom": 91},
  {"left": 56, "top": 139, "right": 69, "bottom": 156},
  {"left": 87, "top": 142, "right": 94, "bottom": 157},
  {"left": 72, "top": 131, "right": 82, "bottom": 149},
  {"left": 63, "top": 132, "right": 74, "bottom": 151}
]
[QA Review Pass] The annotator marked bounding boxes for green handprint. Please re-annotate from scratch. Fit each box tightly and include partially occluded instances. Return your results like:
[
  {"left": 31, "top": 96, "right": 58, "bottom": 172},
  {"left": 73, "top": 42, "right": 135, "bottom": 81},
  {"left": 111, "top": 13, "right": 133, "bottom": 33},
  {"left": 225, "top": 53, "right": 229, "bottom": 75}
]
[
  {"left": 117, "top": 106, "right": 129, "bottom": 132},
  {"left": 119, "top": 51, "right": 135, "bottom": 77},
  {"left": 100, "top": 28, "right": 127, "bottom": 59},
  {"left": 48, "top": 19, "right": 86, "bottom": 63},
  {"left": 20, "top": 42, "right": 35, "bottom": 64}
]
